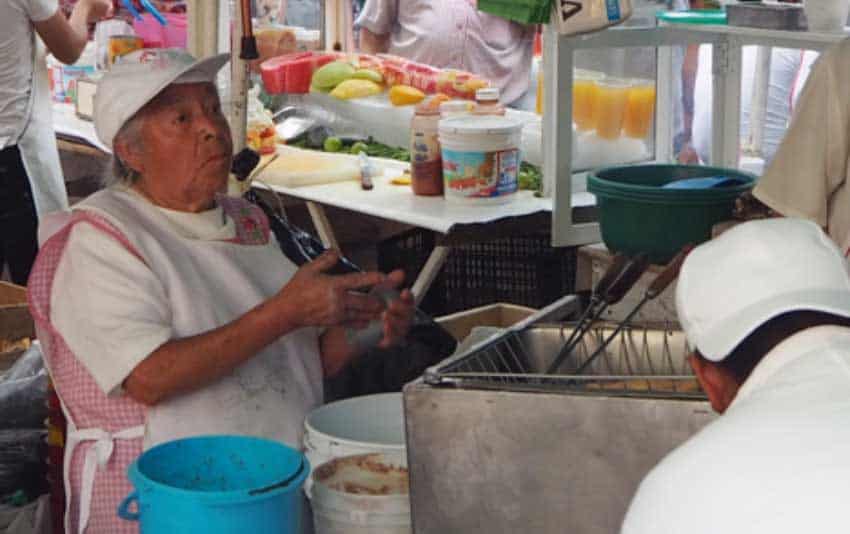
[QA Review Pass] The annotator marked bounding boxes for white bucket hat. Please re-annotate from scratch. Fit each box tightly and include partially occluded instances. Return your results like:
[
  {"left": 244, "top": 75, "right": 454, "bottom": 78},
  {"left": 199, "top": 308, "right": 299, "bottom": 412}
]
[
  {"left": 676, "top": 218, "right": 850, "bottom": 362},
  {"left": 94, "top": 48, "right": 230, "bottom": 150}
]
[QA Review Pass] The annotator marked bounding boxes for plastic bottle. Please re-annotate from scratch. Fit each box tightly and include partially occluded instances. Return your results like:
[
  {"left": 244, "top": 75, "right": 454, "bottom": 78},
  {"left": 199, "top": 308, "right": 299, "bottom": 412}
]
[
  {"left": 473, "top": 87, "right": 506, "bottom": 116},
  {"left": 410, "top": 105, "right": 444, "bottom": 196}
]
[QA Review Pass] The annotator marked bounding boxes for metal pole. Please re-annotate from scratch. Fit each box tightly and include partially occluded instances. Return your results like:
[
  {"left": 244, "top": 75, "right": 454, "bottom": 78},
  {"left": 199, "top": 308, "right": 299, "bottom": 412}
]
[
  {"left": 230, "top": 1, "right": 248, "bottom": 153},
  {"left": 187, "top": 0, "right": 219, "bottom": 58},
  {"left": 747, "top": 46, "right": 771, "bottom": 157}
]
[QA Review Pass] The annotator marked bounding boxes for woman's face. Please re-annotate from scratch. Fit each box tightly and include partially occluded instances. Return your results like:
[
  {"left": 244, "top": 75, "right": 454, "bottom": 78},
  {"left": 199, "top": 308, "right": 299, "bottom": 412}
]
[{"left": 132, "top": 82, "right": 233, "bottom": 212}]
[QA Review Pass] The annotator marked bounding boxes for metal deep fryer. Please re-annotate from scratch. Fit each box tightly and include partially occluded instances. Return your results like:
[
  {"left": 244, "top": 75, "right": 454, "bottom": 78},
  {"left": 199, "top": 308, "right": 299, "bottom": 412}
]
[{"left": 403, "top": 294, "right": 717, "bottom": 533}]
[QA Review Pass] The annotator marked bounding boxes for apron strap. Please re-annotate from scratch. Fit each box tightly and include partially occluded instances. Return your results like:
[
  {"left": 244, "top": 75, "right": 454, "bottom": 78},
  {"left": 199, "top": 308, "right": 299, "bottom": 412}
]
[{"left": 64, "top": 424, "right": 145, "bottom": 534}]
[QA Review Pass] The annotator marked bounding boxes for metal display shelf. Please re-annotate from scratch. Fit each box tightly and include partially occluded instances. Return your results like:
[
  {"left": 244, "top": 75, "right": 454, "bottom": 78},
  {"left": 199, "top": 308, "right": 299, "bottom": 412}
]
[{"left": 547, "top": 23, "right": 849, "bottom": 248}]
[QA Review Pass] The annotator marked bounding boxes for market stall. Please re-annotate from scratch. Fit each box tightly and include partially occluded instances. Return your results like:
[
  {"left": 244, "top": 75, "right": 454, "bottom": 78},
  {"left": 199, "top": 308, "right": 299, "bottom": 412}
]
[{"left": 14, "top": 0, "right": 850, "bottom": 532}]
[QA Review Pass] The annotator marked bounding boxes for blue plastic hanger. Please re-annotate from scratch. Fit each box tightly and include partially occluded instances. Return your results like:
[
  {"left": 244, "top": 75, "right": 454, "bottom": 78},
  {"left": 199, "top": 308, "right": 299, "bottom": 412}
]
[
  {"left": 140, "top": 0, "right": 168, "bottom": 25},
  {"left": 120, "top": 0, "right": 143, "bottom": 21},
  {"left": 121, "top": 0, "right": 168, "bottom": 25}
]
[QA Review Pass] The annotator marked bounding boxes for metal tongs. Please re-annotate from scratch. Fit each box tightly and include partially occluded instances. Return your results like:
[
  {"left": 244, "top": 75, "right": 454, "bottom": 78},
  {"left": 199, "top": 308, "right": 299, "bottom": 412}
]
[
  {"left": 546, "top": 253, "right": 650, "bottom": 375},
  {"left": 572, "top": 246, "right": 692, "bottom": 376},
  {"left": 231, "top": 149, "right": 432, "bottom": 351}
]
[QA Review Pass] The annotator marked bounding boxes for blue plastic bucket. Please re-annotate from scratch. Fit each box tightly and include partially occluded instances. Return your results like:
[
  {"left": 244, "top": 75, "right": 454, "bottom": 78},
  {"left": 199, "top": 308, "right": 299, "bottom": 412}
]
[{"left": 118, "top": 435, "right": 309, "bottom": 533}]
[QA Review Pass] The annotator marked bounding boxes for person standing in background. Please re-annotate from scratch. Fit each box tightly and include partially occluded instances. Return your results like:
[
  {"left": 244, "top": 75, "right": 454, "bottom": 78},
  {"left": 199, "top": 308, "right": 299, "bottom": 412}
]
[
  {"left": 356, "top": 0, "right": 536, "bottom": 105},
  {"left": 0, "top": 0, "right": 112, "bottom": 284}
]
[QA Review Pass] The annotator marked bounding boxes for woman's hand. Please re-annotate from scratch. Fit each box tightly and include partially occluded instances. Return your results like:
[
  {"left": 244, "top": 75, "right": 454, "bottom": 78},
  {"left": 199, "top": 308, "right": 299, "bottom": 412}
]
[
  {"left": 377, "top": 270, "right": 415, "bottom": 349},
  {"left": 276, "top": 250, "right": 388, "bottom": 329},
  {"left": 81, "top": 0, "right": 114, "bottom": 23}
]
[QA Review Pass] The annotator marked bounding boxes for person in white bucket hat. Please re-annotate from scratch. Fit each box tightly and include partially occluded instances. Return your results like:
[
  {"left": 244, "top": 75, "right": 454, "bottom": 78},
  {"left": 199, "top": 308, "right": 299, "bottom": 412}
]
[
  {"left": 622, "top": 218, "right": 850, "bottom": 534},
  {"left": 27, "top": 48, "right": 413, "bottom": 533}
]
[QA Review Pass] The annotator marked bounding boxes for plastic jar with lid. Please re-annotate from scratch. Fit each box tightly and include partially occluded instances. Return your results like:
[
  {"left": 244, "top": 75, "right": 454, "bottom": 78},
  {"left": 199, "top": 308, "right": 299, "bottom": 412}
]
[
  {"left": 439, "top": 100, "right": 474, "bottom": 119},
  {"left": 473, "top": 87, "right": 506, "bottom": 116},
  {"left": 410, "top": 106, "right": 444, "bottom": 196}
]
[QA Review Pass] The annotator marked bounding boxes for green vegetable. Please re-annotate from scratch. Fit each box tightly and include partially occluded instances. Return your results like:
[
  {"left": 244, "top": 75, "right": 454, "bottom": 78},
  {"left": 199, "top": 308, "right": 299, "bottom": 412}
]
[
  {"left": 350, "top": 142, "right": 369, "bottom": 155},
  {"left": 518, "top": 162, "right": 542, "bottom": 193},
  {"left": 292, "top": 135, "right": 411, "bottom": 163},
  {"left": 323, "top": 136, "right": 344, "bottom": 152}
]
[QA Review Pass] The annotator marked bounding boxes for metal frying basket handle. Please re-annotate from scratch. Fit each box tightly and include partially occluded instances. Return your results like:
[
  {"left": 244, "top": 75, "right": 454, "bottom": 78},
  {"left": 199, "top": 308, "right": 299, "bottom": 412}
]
[{"left": 423, "top": 294, "right": 581, "bottom": 385}]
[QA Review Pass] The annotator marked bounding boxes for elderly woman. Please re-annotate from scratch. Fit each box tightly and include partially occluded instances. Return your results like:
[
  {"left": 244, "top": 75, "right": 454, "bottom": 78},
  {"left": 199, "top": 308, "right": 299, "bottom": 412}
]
[{"left": 28, "top": 49, "right": 414, "bottom": 533}]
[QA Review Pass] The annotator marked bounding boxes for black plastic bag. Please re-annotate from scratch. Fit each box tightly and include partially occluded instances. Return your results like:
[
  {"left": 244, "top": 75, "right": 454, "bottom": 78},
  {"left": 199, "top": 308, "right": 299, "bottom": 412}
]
[
  {"left": 0, "top": 428, "right": 47, "bottom": 503},
  {"left": 0, "top": 345, "right": 47, "bottom": 430}
]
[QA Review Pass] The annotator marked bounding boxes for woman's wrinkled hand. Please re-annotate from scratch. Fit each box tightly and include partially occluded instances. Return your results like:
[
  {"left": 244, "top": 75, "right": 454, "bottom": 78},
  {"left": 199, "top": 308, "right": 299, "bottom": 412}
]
[
  {"left": 276, "top": 250, "right": 388, "bottom": 329},
  {"left": 82, "top": 0, "right": 114, "bottom": 23},
  {"left": 377, "top": 270, "right": 415, "bottom": 349}
]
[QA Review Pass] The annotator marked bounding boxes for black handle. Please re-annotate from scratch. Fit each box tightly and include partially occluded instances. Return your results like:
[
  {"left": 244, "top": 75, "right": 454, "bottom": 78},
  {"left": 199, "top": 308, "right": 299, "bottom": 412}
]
[
  {"left": 594, "top": 253, "right": 629, "bottom": 301},
  {"left": 647, "top": 246, "right": 692, "bottom": 299},
  {"left": 603, "top": 254, "right": 650, "bottom": 305}
]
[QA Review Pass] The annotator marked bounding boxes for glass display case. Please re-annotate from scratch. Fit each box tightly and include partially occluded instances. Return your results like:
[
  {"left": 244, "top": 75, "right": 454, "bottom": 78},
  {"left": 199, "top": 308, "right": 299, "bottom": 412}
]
[{"left": 546, "top": 22, "right": 847, "bottom": 247}]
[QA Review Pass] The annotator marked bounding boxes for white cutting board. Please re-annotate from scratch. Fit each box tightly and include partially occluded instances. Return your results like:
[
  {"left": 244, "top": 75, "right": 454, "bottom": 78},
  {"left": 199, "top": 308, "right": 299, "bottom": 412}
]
[{"left": 253, "top": 144, "right": 406, "bottom": 188}]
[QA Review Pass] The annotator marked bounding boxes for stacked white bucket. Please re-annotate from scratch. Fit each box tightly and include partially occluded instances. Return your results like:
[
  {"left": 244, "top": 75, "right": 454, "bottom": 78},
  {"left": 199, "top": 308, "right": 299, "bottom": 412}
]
[{"left": 303, "top": 393, "right": 410, "bottom": 533}]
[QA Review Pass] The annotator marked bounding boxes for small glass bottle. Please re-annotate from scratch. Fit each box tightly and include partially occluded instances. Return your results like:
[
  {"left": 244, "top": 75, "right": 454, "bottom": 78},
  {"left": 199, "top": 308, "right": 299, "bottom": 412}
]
[{"left": 473, "top": 87, "right": 506, "bottom": 116}]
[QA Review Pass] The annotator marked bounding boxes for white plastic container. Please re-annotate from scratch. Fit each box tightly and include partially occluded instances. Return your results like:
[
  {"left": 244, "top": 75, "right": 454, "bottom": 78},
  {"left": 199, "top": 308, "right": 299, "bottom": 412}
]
[
  {"left": 303, "top": 393, "right": 405, "bottom": 496},
  {"left": 438, "top": 115, "right": 523, "bottom": 205},
  {"left": 551, "top": 0, "right": 633, "bottom": 36},
  {"left": 804, "top": 0, "right": 850, "bottom": 32},
  {"left": 311, "top": 453, "right": 411, "bottom": 534}
]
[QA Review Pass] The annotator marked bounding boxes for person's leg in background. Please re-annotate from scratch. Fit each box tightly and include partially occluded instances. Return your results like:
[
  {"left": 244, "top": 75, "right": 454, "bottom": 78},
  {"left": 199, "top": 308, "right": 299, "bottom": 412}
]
[{"left": 0, "top": 146, "right": 39, "bottom": 285}]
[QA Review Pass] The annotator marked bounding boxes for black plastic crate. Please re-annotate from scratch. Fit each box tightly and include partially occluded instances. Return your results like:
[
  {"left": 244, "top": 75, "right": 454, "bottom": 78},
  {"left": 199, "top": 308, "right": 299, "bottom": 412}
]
[{"left": 378, "top": 229, "right": 577, "bottom": 316}]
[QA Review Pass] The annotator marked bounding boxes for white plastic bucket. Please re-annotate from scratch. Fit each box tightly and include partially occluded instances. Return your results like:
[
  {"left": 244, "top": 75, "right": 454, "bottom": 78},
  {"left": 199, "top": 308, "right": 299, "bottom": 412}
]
[
  {"left": 438, "top": 116, "right": 523, "bottom": 205},
  {"left": 311, "top": 453, "right": 411, "bottom": 534},
  {"left": 303, "top": 393, "right": 405, "bottom": 496}
]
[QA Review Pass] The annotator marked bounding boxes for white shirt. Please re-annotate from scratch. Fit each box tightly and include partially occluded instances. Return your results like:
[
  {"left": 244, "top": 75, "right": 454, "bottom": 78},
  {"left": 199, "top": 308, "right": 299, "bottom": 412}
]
[
  {"left": 50, "top": 188, "right": 323, "bottom": 450},
  {"left": 692, "top": 46, "right": 813, "bottom": 166},
  {"left": 754, "top": 38, "right": 850, "bottom": 247},
  {"left": 50, "top": 190, "right": 237, "bottom": 395},
  {"left": 356, "top": 0, "right": 535, "bottom": 104},
  {"left": 0, "top": 0, "right": 58, "bottom": 148},
  {"left": 621, "top": 325, "right": 850, "bottom": 534}
]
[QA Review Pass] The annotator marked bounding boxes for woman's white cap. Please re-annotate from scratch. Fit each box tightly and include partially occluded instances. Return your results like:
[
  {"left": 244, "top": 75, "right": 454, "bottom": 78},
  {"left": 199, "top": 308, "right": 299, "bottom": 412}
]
[
  {"left": 676, "top": 218, "right": 850, "bottom": 362},
  {"left": 94, "top": 48, "right": 229, "bottom": 150}
]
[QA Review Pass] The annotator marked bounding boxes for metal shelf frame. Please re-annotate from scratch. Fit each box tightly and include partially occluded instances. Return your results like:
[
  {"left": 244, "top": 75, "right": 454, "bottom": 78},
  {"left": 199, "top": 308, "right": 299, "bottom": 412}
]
[{"left": 547, "top": 23, "right": 847, "bottom": 248}]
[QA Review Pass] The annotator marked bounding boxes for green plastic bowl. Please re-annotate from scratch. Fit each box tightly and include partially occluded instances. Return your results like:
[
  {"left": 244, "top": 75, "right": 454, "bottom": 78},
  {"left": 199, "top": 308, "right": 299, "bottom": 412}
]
[{"left": 587, "top": 165, "right": 757, "bottom": 264}]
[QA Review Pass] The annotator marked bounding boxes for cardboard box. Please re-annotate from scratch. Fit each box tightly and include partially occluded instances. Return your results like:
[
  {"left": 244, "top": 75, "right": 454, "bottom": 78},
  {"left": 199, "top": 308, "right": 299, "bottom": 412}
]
[
  {"left": 437, "top": 303, "right": 537, "bottom": 342},
  {"left": 0, "top": 282, "right": 34, "bottom": 372}
]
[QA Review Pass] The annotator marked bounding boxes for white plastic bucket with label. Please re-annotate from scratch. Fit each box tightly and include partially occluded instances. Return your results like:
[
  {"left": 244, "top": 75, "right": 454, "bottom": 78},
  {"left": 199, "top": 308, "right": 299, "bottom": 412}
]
[
  {"left": 303, "top": 393, "right": 405, "bottom": 497},
  {"left": 438, "top": 116, "right": 523, "bottom": 205},
  {"left": 311, "top": 453, "right": 411, "bottom": 534}
]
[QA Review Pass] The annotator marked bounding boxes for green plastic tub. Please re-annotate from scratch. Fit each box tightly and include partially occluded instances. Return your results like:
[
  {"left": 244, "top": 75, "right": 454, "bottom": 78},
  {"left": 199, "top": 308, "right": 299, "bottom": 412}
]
[
  {"left": 656, "top": 10, "right": 728, "bottom": 25},
  {"left": 587, "top": 165, "right": 756, "bottom": 264}
]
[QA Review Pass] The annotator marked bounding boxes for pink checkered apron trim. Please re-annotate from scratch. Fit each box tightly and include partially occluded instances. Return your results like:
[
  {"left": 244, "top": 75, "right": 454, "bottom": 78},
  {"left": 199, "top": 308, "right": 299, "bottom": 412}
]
[{"left": 27, "top": 197, "right": 272, "bottom": 534}]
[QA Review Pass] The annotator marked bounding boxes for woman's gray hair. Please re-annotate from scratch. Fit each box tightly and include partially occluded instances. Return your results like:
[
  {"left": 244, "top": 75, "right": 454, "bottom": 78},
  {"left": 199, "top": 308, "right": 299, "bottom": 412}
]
[{"left": 104, "top": 115, "right": 145, "bottom": 188}]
